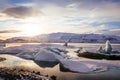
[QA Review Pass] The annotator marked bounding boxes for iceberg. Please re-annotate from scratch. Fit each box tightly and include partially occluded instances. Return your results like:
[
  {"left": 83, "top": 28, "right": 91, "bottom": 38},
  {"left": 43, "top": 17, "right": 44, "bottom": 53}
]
[
  {"left": 97, "top": 40, "right": 113, "bottom": 55},
  {"left": 97, "top": 46, "right": 105, "bottom": 53},
  {"left": 17, "top": 47, "right": 69, "bottom": 62},
  {"left": 59, "top": 58, "right": 120, "bottom": 73},
  {"left": 105, "top": 40, "right": 112, "bottom": 54},
  {"left": 60, "top": 59, "right": 104, "bottom": 73},
  {"left": 34, "top": 48, "right": 60, "bottom": 62},
  {"left": 16, "top": 51, "right": 38, "bottom": 59}
]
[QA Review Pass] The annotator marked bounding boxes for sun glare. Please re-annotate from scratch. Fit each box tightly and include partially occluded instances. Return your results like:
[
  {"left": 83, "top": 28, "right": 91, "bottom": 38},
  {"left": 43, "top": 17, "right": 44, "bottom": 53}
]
[{"left": 21, "top": 24, "right": 41, "bottom": 36}]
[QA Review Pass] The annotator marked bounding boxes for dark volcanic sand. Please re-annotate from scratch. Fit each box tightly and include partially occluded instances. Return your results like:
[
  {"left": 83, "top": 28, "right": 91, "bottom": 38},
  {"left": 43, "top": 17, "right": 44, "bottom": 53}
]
[
  {"left": 0, "top": 67, "right": 56, "bottom": 80},
  {"left": 0, "top": 57, "right": 6, "bottom": 62}
]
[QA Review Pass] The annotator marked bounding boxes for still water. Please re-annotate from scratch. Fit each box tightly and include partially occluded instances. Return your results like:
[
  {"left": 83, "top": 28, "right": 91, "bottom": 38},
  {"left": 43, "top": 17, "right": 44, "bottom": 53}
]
[{"left": 5, "top": 43, "right": 120, "bottom": 51}]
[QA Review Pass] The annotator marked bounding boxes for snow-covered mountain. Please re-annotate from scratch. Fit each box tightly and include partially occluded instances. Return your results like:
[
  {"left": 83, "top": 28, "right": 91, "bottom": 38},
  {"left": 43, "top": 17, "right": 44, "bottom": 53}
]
[
  {"left": 5, "top": 37, "right": 33, "bottom": 43},
  {"left": 5, "top": 33, "right": 120, "bottom": 43}
]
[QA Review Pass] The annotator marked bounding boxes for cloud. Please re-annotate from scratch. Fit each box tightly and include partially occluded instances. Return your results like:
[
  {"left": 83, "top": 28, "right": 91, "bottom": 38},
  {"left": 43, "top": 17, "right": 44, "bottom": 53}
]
[
  {"left": 39, "top": 1, "right": 120, "bottom": 22},
  {"left": 98, "top": 29, "right": 120, "bottom": 36},
  {"left": 2, "top": 6, "right": 43, "bottom": 18},
  {"left": 0, "top": 30, "right": 21, "bottom": 33},
  {"left": 0, "top": 0, "right": 33, "bottom": 10},
  {"left": 0, "top": 0, "right": 119, "bottom": 36}
]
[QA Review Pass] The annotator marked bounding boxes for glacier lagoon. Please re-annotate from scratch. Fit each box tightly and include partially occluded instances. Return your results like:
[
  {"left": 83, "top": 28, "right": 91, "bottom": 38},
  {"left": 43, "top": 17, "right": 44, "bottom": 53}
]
[
  {"left": 5, "top": 43, "right": 120, "bottom": 52},
  {"left": 0, "top": 43, "right": 120, "bottom": 80}
]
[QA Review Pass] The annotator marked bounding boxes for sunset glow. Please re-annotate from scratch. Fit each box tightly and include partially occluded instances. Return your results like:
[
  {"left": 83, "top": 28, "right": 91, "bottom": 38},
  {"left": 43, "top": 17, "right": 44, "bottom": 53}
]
[
  {"left": 21, "top": 24, "right": 42, "bottom": 36},
  {"left": 0, "top": 0, "right": 119, "bottom": 39}
]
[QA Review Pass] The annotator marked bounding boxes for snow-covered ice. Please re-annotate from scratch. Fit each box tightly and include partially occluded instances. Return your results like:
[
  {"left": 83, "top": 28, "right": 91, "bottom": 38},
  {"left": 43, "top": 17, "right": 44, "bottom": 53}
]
[
  {"left": 60, "top": 57, "right": 120, "bottom": 73},
  {"left": 15, "top": 44, "right": 69, "bottom": 62}
]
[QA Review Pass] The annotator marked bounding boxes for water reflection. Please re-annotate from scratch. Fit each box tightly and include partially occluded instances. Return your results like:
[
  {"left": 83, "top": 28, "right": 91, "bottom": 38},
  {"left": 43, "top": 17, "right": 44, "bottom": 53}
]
[
  {"left": 5, "top": 43, "right": 120, "bottom": 52},
  {"left": 34, "top": 61, "right": 59, "bottom": 68}
]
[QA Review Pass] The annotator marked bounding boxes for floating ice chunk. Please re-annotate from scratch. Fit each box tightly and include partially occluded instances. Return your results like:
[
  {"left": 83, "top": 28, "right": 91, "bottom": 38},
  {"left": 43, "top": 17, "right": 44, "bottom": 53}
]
[
  {"left": 60, "top": 59, "right": 107, "bottom": 73},
  {"left": 34, "top": 48, "right": 59, "bottom": 62}
]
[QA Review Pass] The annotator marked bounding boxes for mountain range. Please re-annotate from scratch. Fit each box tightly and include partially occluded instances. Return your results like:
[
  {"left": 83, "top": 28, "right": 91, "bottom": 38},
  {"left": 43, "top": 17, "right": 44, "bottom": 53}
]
[{"left": 4, "top": 33, "right": 120, "bottom": 43}]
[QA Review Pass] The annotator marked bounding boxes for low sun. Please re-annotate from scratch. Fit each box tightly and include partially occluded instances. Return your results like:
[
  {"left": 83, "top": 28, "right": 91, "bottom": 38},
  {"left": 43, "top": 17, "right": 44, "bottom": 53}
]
[{"left": 21, "top": 24, "right": 41, "bottom": 36}]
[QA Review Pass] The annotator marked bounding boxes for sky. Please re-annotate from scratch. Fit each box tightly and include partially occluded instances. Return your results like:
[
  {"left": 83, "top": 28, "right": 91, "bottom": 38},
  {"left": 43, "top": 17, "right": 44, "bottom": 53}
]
[{"left": 0, "top": 0, "right": 120, "bottom": 39}]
